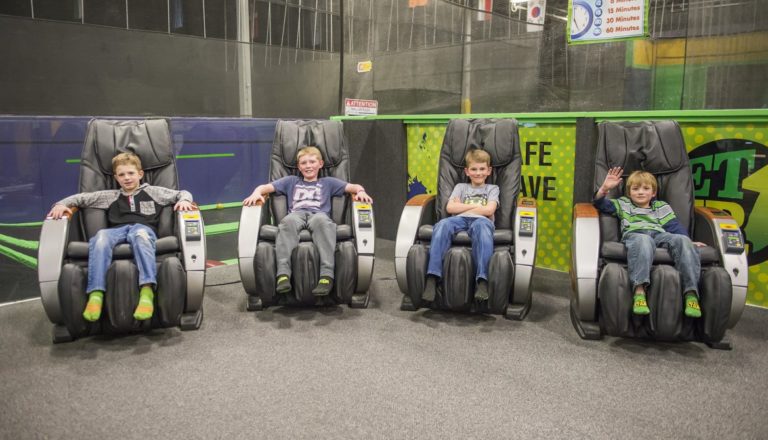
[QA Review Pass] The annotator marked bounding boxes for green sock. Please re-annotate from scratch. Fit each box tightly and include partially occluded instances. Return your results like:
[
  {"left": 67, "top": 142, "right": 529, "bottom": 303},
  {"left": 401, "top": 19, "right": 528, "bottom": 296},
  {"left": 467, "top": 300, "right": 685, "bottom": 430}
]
[
  {"left": 633, "top": 293, "right": 650, "bottom": 315},
  {"left": 133, "top": 286, "right": 155, "bottom": 321},
  {"left": 83, "top": 291, "right": 104, "bottom": 322},
  {"left": 685, "top": 293, "right": 702, "bottom": 318}
]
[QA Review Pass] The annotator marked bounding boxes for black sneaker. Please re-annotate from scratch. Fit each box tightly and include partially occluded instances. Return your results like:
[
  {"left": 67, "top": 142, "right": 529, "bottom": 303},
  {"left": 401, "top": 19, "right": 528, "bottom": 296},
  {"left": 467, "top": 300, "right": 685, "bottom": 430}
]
[
  {"left": 474, "top": 280, "right": 489, "bottom": 301},
  {"left": 312, "top": 276, "right": 334, "bottom": 296},
  {"left": 275, "top": 274, "right": 292, "bottom": 294},
  {"left": 422, "top": 276, "right": 437, "bottom": 302}
]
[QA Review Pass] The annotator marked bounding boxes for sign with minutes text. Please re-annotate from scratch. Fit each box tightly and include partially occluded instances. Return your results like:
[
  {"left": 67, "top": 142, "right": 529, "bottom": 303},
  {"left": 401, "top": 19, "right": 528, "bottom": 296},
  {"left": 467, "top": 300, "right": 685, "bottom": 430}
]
[
  {"left": 344, "top": 98, "right": 378, "bottom": 116},
  {"left": 567, "top": 0, "right": 648, "bottom": 44}
]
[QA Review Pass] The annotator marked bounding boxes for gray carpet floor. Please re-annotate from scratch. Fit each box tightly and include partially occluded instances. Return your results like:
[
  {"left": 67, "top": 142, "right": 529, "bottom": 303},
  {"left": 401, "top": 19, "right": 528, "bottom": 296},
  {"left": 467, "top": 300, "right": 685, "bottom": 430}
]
[{"left": 1, "top": 240, "right": 767, "bottom": 439}]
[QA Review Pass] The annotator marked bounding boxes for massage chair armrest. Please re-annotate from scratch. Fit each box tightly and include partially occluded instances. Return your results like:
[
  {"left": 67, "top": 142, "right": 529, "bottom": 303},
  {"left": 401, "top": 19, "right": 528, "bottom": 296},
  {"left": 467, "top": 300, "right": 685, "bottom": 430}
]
[
  {"left": 509, "top": 197, "right": 539, "bottom": 318},
  {"left": 394, "top": 194, "right": 436, "bottom": 293},
  {"left": 177, "top": 208, "right": 206, "bottom": 312},
  {"left": 38, "top": 209, "right": 77, "bottom": 324},
  {"left": 352, "top": 201, "right": 376, "bottom": 293},
  {"left": 514, "top": 197, "right": 538, "bottom": 266},
  {"left": 694, "top": 206, "right": 748, "bottom": 328},
  {"left": 238, "top": 197, "right": 269, "bottom": 296},
  {"left": 571, "top": 203, "right": 601, "bottom": 322}
]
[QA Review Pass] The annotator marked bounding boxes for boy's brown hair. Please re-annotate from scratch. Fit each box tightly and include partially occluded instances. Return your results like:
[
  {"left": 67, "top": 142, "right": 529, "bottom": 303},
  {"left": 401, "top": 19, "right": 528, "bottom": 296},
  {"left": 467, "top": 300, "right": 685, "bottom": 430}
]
[
  {"left": 464, "top": 149, "right": 491, "bottom": 167},
  {"left": 297, "top": 146, "right": 323, "bottom": 162},
  {"left": 625, "top": 171, "right": 657, "bottom": 195},
  {"left": 112, "top": 152, "right": 143, "bottom": 173}
]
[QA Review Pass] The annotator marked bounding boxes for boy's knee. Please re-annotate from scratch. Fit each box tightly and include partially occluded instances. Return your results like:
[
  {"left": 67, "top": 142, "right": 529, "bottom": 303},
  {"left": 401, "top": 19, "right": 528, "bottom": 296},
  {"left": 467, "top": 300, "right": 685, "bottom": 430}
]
[
  {"left": 90, "top": 230, "right": 110, "bottom": 246},
  {"left": 134, "top": 229, "right": 152, "bottom": 241}
]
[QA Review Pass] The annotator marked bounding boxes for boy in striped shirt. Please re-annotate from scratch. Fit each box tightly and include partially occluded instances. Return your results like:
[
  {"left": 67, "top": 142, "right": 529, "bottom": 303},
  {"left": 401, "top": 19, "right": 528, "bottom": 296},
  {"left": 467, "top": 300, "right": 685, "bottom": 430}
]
[{"left": 594, "top": 167, "right": 704, "bottom": 318}]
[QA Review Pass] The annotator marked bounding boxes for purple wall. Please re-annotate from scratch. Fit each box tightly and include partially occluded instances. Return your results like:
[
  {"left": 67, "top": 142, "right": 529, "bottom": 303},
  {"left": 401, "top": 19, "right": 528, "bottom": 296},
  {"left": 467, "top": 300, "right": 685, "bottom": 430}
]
[{"left": 0, "top": 116, "right": 276, "bottom": 223}]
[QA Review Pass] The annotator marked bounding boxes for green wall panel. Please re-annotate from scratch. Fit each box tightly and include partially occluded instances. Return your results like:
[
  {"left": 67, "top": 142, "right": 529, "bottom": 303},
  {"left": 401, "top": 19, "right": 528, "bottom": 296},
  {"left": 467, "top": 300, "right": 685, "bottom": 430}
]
[{"left": 682, "top": 122, "right": 768, "bottom": 308}]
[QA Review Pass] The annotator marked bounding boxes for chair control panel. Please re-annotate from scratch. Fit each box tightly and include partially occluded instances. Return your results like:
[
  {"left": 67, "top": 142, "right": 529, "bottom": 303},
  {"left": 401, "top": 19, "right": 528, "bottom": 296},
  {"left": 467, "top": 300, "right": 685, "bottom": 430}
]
[
  {"left": 721, "top": 228, "right": 744, "bottom": 253},
  {"left": 357, "top": 208, "right": 373, "bottom": 228},
  {"left": 519, "top": 215, "right": 535, "bottom": 237},
  {"left": 185, "top": 220, "right": 202, "bottom": 241},
  {"left": 353, "top": 203, "right": 375, "bottom": 255}
]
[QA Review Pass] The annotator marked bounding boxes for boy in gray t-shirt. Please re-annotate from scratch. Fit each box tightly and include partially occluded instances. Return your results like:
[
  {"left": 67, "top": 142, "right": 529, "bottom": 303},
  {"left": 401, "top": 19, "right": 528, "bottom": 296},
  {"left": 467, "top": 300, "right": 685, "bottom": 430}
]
[{"left": 423, "top": 149, "right": 499, "bottom": 303}]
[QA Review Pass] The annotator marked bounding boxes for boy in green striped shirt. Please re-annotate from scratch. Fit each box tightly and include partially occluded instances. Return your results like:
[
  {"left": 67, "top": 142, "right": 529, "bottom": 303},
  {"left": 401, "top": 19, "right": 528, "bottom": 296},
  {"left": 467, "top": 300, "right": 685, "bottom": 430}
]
[{"left": 594, "top": 168, "right": 704, "bottom": 318}]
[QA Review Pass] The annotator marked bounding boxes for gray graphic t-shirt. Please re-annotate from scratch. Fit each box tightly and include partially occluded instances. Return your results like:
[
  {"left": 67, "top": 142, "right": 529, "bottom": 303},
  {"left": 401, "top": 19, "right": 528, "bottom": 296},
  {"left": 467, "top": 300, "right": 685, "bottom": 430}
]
[{"left": 449, "top": 183, "right": 500, "bottom": 218}]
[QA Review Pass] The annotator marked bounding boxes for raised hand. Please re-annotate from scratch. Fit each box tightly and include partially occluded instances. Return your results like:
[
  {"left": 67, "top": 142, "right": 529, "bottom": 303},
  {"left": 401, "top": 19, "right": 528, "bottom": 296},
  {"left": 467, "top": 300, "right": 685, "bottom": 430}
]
[{"left": 600, "top": 167, "right": 624, "bottom": 194}]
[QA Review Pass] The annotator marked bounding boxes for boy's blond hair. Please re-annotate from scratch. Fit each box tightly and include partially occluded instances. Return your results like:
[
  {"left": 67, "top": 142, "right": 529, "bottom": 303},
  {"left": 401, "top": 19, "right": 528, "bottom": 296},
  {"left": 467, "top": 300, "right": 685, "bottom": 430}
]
[
  {"left": 112, "top": 152, "right": 143, "bottom": 173},
  {"left": 625, "top": 171, "right": 657, "bottom": 195},
  {"left": 465, "top": 149, "right": 491, "bottom": 167},
  {"left": 297, "top": 146, "right": 323, "bottom": 162}
]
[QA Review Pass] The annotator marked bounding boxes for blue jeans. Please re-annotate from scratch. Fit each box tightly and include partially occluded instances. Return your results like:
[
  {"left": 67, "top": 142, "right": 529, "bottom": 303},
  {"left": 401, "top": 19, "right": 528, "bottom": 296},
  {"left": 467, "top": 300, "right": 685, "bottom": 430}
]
[
  {"left": 427, "top": 216, "right": 494, "bottom": 281},
  {"left": 87, "top": 224, "right": 157, "bottom": 293},
  {"left": 623, "top": 230, "right": 700, "bottom": 295}
]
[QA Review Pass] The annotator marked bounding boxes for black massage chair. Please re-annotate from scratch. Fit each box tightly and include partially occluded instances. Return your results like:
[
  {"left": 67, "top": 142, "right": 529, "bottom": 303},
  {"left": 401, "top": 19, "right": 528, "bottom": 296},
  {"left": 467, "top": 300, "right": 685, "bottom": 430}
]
[
  {"left": 38, "top": 119, "right": 206, "bottom": 343},
  {"left": 237, "top": 119, "right": 375, "bottom": 310},
  {"left": 395, "top": 118, "right": 538, "bottom": 318},
  {"left": 570, "top": 120, "right": 748, "bottom": 348}
]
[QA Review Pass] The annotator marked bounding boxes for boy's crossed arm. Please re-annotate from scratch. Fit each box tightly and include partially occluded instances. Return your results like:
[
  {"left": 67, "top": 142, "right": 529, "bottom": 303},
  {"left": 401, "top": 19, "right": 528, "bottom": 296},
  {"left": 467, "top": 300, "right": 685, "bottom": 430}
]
[{"left": 446, "top": 198, "right": 497, "bottom": 218}]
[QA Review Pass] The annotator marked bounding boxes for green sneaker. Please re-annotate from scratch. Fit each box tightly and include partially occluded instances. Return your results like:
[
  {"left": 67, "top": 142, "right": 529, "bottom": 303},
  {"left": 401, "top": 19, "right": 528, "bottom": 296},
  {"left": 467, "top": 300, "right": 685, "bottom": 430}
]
[
  {"left": 311, "top": 276, "right": 334, "bottom": 296},
  {"left": 275, "top": 275, "right": 292, "bottom": 294},
  {"left": 633, "top": 294, "right": 650, "bottom": 315},
  {"left": 684, "top": 293, "right": 702, "bottom": 318}
]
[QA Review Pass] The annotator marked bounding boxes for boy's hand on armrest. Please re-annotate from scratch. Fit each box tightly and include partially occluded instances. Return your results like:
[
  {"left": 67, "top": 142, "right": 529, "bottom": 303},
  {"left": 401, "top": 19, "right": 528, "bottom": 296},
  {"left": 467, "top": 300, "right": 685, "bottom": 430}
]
[
  {"left": 597, "top": 166, "right": 623, "bottom": 198},
  {"left": 346, "top": 184, "right": 372, "bottom": 203},
  {"left": 693, "top": 241, "right": 707, "bottom": 247},
  {"left": 243, "top": 184, "right": 275, "bottom": 206},
  {"left": 174, "top": 200, "right": 195, "bottom": 211},
  {"left": 47, "top": 204, "right": 72, "bottom": 220},
  {"left": 243, "top": 193, "right": 264, "bottom": 206},
  {"left": 354, "top": 190, "right": 372, "bottom": 203}
]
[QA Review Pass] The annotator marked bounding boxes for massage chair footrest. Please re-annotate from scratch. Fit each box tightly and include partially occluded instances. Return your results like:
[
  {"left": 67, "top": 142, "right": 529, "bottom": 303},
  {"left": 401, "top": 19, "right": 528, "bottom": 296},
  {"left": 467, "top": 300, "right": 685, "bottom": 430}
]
[
  {"left": 52, "top": 324, "right": 75, "bottom": 344},
  {"left": 180, "top": 309, "right": 203, "bottom": 330},
  {"left": 349, "top": 292, "right": 369, "bottom": 309},
  {"left": 505, "top": 302, "right": 531, "bottom": 321},
  {"left": 400, "top": 295, "right": 418, "bottom": 311},
  {"left": 246, "top": 295, "right": 264, "bottom": 311}
]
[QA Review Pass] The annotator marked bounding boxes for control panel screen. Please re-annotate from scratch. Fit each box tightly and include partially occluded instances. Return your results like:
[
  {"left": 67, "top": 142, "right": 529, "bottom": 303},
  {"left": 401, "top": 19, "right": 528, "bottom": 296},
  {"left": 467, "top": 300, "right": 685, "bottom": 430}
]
[
  {"left": 358, "top": 210, "right": 372, "bottom": 228},
  {"left": 185, "top": 220, "right": 201, "bottom": 241},
  {"left": 519, "top": 216, "right": 534, "bottom": 237},
  {"left": 721, "top": 229, "right": 744, "bottom": 253}
]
